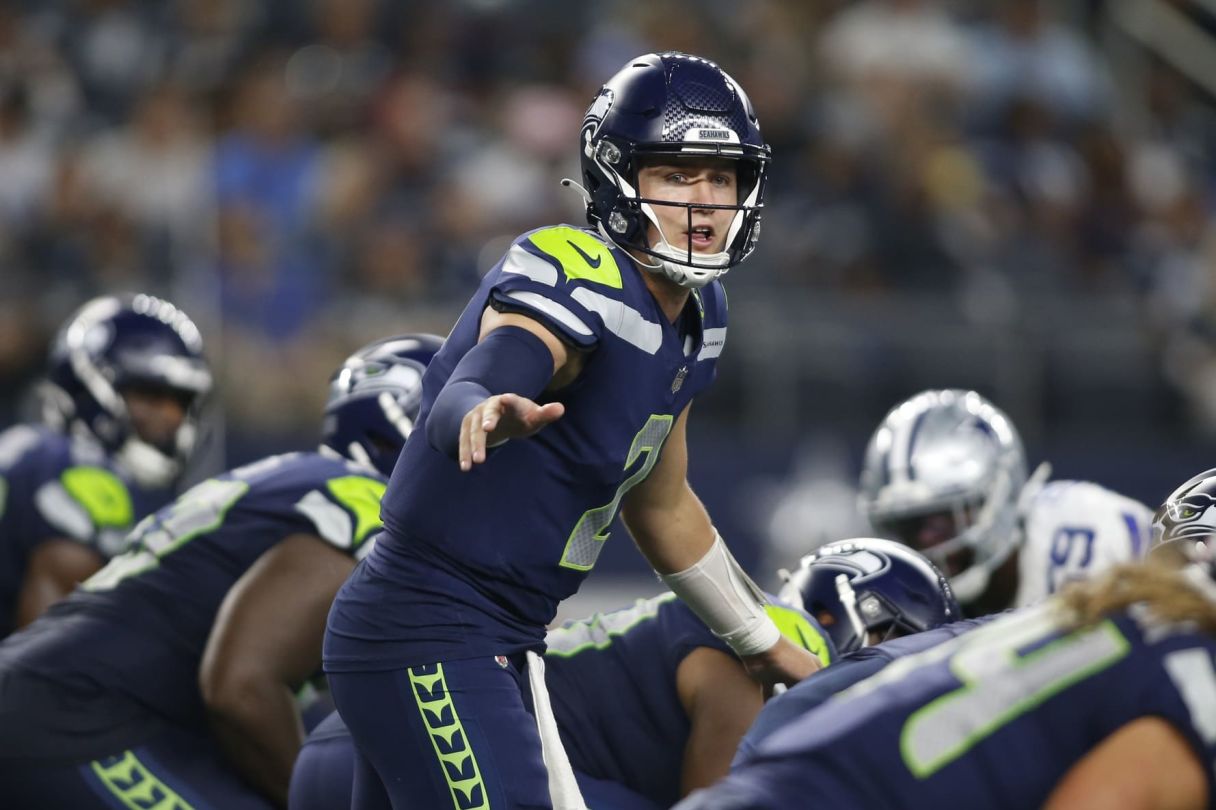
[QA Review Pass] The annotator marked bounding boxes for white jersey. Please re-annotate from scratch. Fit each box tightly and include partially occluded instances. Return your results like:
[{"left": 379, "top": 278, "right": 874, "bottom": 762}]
[{"left": 1013, "top": 480, "right": 1153, "bottom": 608}]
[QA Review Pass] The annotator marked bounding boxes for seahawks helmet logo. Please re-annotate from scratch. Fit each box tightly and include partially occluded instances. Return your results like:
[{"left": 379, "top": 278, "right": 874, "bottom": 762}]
[{"left": 582, "top": 88, "right": 615, "bottom": 159}]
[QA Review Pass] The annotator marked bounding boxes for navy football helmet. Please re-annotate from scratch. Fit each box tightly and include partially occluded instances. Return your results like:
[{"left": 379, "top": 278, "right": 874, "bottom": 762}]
[
  {"left": 42, "top": 294, "right": 212, "bottom": 488},
  {"left": 778, "top": 537, "right": 960, "bottom": 655},
  {"left": 574, "top": 51, "right": 769, "bottom": 288},
  {"left": 320, "top": 333, "right": 442, "bottom": 477}
]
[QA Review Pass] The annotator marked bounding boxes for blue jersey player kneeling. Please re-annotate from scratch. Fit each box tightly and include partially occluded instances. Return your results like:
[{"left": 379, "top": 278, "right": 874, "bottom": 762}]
[
  {"left": 0, "top": 334, "right": 440, "bottom": 809},
  {"left": 324, "top": 51, "right": 821, "bottom": 809},
  {"left": 0, "top": 293, "right": 212, "bottom": 635},
  {"left": 679, "top": 470, "right": 1216, "bottom": 810}
]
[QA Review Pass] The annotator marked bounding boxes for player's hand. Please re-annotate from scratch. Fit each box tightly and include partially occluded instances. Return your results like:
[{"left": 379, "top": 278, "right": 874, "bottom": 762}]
[
  {"left": 738, "top": 636, "right": 822, "bottom": 695},
  {"left": 459, "top": 393, "right": 565, "bottom": 471}
]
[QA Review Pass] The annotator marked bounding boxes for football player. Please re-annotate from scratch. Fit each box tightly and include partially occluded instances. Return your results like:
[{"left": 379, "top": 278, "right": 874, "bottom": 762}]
[
  {"left": 734, "top": 538, "right": 977, "bottom": 766},
  {"left": 859, "top": 388, "right": 1152, "bottom": 616},
  {"left": 0, "top": 334, "right": 439, "bottom": 809},
  {"left": 0, "top": 293, "right": 211, "bottom": 634},
  {"left": 324, "top": 52, "right": 819, "bottom": 808},
  {"left": 291, "top": 542, "right": 957, "bottom": 810},
  {"left": 682, "top": 571, "right": 1216, "bottom": 807},
  {"left": 679, "top": 474, "right": 1216, "bottom": 810},
  {"left": 295, "top": 596, "right": 829, "bottom": 810}
]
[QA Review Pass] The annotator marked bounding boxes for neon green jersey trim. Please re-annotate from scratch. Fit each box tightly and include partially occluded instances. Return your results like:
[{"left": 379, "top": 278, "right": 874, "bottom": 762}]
[
  {"left": 90, "top": 750, "right": 196, "bottom": 810},
  {"left": 764, "top": 604, "right": 832, "bottom": 666},
  {"left": 61, "top": 466, "right": 133, "bottom": 528},
  {"left": 326, "top": 476, "right": 387, "bottom": 545},
  {"left": 529, "top": 226, "right": 623, "bottom": 289}
]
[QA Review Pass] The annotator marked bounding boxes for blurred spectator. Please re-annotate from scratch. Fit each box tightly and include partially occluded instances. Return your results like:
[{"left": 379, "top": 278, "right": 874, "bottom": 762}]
[
  {"left": 213, "top": 53, "right": 325, "bottom": 342},
  {"left": 963, "top": 0, "right": 1111, "bottom": 129}
]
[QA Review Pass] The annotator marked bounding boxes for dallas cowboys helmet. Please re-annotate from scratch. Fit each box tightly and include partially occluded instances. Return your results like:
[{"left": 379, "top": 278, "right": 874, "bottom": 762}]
[
  {"left": 320, "top": 334, "right": 442, "bottom": 477},
  {"left": 858, "top": 389, "right": 1032, "bottom": 604},
  {"left": 1149, "top": 468, "right": 1216, "bottom": 566},
  {"left": 42, "top": 294, "right": 212, "bottom": 488},
  {"left": 779, "top": 537, "right": 960, "bottom": 655},
  {"left": 573, "top": 51, "right": 769, "bottom": 289}
]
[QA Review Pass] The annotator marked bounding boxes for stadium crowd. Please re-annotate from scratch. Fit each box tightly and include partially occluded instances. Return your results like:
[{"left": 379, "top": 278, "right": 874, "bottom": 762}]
[{"left": 1, "top": 0, "right": 1215, "bottom": 447}]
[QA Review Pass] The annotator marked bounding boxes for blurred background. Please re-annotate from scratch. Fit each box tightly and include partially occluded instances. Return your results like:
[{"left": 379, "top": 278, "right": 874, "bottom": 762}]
[{"left": 2, "top": 0, "right": 1215, "bottom": 612}]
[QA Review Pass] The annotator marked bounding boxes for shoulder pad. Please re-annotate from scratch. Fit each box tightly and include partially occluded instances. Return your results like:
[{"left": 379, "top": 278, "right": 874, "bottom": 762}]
[
  {"left": 294, "top": 473, "right": 386, "bottom": 558},
  {"left": 521, "top": 225, "right": 624, "bottom": 290}
]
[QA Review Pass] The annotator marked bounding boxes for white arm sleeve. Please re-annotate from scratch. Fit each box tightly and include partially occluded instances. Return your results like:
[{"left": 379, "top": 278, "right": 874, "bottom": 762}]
[{"left": 659, "top": 531, "right": 781, "bottom": 657}]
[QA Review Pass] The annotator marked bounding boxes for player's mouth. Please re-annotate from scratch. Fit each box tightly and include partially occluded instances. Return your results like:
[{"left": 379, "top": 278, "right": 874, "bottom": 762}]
[{"left": 687, "top": 225, "right": 717, "bottom": 250}]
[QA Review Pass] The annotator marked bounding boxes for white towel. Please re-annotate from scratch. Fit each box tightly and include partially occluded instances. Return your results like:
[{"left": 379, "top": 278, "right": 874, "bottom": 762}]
[{"left": 525, "top": 650, "right": 588, "bottom": 810}]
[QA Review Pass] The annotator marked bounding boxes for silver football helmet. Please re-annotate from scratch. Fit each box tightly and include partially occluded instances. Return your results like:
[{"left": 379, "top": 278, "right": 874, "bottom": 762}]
[{"left": 858, "top": 389, "right": 1041, "bottom": 604}]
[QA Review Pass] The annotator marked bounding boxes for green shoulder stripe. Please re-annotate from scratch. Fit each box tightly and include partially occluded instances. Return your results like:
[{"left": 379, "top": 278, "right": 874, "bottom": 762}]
[
  {"left": 326, "top": 475, "right": 387, "bottom": 546},
  {"left": 529, "top": 226, "right": 622, "bottom": 289},
  {"left": 60, "top": 466, "right": 133, "bottom": 528},
  {"left": 765, "top": 603, "right": 832, "bottom": 666}
]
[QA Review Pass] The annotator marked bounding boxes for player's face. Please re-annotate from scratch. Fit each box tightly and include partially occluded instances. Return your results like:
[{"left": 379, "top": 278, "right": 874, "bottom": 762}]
[
  {"left": 889, "top": 509, "right": 974, "bottom": 577},
  {"left": 636, "top": 157, "right": 738, "bottom": 255},
  {"left": 122, "top": 385, "right": 187, "bottom": 452}
]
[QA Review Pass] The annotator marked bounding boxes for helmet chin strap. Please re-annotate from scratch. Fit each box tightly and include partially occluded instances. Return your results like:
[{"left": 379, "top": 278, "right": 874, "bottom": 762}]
[
  {"left": 626, "top": 204, "right": 725, "bottom": 289},
  {"left": 835, "top": 574, "right": 870, "bottom": 649}
]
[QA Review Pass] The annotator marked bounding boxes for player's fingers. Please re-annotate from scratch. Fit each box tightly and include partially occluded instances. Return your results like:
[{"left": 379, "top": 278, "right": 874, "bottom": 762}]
[
  {"left": 532, "top": 402, "right": 565, "bottom": 427},
  {"left": 459, "top": 408, "right": 476, "bottom": 471},
  {"left": 472, "top": 398, "right": 501, "bottom": 464}
]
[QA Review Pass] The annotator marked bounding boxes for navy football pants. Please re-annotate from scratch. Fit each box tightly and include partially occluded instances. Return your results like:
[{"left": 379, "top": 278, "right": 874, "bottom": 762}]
[
  {"left": 326, "top": 654, "right": 552, "bottom": 809},
  {"left": 0, "top": 723, "right": 274, "bottom": 810},
  {"left": 291, "top": 709, "right": 666, "bottom": 810}
]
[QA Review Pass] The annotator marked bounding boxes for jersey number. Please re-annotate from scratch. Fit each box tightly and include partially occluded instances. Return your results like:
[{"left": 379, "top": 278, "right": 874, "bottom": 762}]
[
  {"left": 900, "top": 611, "right": 1130, "bottom": 778},
  {"left": 84, "top": 478, "right": 250, "bottom": 591},
  {"left": 558, "top": 414, "right": 673, "bottom": 571}
]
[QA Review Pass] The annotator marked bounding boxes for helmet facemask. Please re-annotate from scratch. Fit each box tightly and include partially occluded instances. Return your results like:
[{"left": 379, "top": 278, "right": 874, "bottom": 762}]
[{"left": 585, "top": 138, "right": 767, "bottom": 288}]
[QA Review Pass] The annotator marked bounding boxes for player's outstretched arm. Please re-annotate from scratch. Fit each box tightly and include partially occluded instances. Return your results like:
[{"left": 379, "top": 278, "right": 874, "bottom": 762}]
[
  {"left": 426, "top": 309, "right": 576, "bottom": 471},
  {"left": 16, "top": 539, "right": 105, "bottom": 627},
  {"left": 622, "top": 406, "right": 821, "bottom": 690},
  {"left": 199, "top": 533, "right": 357, "bottom": 808}
]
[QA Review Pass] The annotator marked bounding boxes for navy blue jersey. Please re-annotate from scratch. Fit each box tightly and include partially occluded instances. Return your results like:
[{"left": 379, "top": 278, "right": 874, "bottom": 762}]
[
  {"left": 734, "top": 616, "right": 991, "bottom": 767},
  {"left": 694, "top": 600, "right": 1216, "bottom": 810},
  {"left": 0, "top": 451, "right": 385, "bottom": 746},
  {"left": 546, "top": 593, "right": 833, "bottom": 807},
  {"left": 326, "top": 225, "right": 729, "bottom": 669},
  {"left": 0, "top": 424, "right": 170, "bottom": 635}
]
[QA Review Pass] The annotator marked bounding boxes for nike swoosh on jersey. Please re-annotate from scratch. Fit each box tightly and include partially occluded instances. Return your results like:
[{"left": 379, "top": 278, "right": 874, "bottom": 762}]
[{"left": 567, "top": 240, "right": 603, "bottom": 269}]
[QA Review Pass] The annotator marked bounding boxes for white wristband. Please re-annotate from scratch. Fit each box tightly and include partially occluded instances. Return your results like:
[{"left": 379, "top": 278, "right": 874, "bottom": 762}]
[{"left": 659, "top": 531, "right": 781, "bottom": 657}]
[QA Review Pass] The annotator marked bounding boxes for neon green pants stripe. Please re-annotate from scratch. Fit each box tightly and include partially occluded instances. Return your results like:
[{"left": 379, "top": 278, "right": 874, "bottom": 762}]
[
  {"left": 408, "top": 663, "right": 490, "bottom": 809},
  {"left": 89, "top": 750, "right": 196, "bottom": 810}
]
